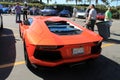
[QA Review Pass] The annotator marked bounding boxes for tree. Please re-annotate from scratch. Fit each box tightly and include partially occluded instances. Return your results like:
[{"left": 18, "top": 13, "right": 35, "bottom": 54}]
[
  {"left": 85, "top": 0, "right": 98, "bottom": 5},
  {"left": 101, "top": 0, "right": 110, "bottom": 6},
  {"left": 40, "top": 0, "right": 42, "bottom": 3},
  {"left": 111, "top": 0, "right": 120, "bottom": 6},
  {"left": 47, "top": 0, "right": 52, "bottom": 4}
]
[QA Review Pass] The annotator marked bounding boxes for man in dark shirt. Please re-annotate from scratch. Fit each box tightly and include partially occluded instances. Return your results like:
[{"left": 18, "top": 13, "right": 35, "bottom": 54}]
[{"left": 23, "top": 4, "right": 28, "bottom": 21}]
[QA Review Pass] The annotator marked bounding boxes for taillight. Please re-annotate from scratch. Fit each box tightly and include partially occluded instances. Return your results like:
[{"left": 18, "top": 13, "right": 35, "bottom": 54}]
[{"left": 36, "top": 45, "right": 64, "bottom": 50}]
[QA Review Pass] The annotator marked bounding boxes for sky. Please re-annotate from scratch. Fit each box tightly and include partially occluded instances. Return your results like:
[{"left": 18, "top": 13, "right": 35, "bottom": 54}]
[{"left": 42, "top": 0, "right": 120, "bottom": 7}]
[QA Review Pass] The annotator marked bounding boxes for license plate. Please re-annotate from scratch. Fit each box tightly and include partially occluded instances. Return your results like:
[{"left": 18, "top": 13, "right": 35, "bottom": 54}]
[{"left": 73, "top": 47, "right": 84, "bottom": 55}]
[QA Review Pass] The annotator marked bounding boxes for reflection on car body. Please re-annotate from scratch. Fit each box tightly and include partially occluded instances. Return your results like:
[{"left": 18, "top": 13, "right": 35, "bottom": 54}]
[{"left": 19, "top": 16, "right": 103, "bottom": 68}]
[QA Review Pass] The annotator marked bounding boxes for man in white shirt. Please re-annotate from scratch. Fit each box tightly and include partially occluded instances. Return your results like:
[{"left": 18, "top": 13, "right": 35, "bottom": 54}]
[
  {"left": 85, "top": 4, "right": 97, "bottom": 31},
  {"left": 72, "top": 6, "right": 77, "bottom": 21}
]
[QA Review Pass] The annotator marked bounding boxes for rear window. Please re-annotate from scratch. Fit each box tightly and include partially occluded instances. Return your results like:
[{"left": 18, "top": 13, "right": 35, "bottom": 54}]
[{"left": 45, "top": 21, "right": 82, "bottom": 35}]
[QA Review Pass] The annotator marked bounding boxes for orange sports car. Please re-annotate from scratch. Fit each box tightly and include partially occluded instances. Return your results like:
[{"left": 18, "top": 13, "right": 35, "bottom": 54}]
[{"left": 19, "top": 16, "right": 103, "bottom": 68}]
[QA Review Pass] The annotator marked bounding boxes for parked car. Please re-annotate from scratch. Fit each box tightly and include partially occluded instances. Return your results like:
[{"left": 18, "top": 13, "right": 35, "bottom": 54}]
[
  {"left": 2, "top": 7, "right": 9, "bottom": 14},
  {"left": 40, "top": 6, "right": 58, "bottom": 16},
  {"left": 59, "top": 9, "right": 72, "bottom": 17},
  {"left": 0, "top": 6, "right": 9, "bottom": 14},
  {"left": 0, "top": 4, "right": 3, "bottom": 9},
  {"left": 19, "top": 16, "right": 103, "bottom": 68},
  {"left": 29, "top": 7, "right": 40, "bottom": 15},
  {"left": 76, "top": 9, "right": 86, "bottom": 18},
  {"left": 96, "top": 13, "right": 105, "bottom": 20}
]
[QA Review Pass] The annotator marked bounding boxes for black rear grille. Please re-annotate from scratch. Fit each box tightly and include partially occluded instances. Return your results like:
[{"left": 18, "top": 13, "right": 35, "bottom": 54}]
[
  {"left": 34, "top": 50, "right": 62, "bottom": 62},
  {"left": 91, "top": 42, "right": 102, "bottom": 54}
]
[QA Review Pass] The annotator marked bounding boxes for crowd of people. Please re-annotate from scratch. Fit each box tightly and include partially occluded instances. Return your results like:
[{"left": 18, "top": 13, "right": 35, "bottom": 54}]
[
  {"left": 72, "top": 4, "right": 112, "bottom": 39},
  {"left": 6, "top": 2, "right": 41, "bottom": 23},
  {"left": 73, "top": 4, "right": 112, "bottom": 31}
]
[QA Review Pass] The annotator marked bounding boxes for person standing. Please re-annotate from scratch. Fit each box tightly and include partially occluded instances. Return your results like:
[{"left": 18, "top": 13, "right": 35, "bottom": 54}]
[
  {"left": 8, "top": 5, "right": 12, "bottom": 14},
  {"left": 15, "top": 2, "right": 21, "bottom": 23},
  {"left": 31, "top": 6, "right": 36, "bottom": 15},
  {"left": 85, "top": 4, "right": 97, "bottom": 31},
  {"left": 85, "top": 6, "right": 90, "bottom": 20},
  {"left": 72, "top": 6, "right": 77, "bottom": 21},
  {"left": 104, "top": 7, "right": 113, "bottom": 37},
  {"left": 104, "top": 7, "right": 112, "bottom": 25},
  {"left": 23, "top": 3, "right": 28, "bottom": 21}
]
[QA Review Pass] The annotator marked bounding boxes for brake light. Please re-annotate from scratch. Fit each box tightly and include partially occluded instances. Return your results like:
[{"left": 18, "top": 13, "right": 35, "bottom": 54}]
[{"left": 36, "top": 45, "right": 63, "bottom": 50}]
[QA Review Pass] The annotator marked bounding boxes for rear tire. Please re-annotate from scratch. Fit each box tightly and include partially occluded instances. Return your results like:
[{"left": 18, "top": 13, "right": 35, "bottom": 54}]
[
  {"left": 19, "top": 26, "right": 22, "bottom": 38},
  {"left": 23, "top": 42, "right": 34, "bottom": 69}
]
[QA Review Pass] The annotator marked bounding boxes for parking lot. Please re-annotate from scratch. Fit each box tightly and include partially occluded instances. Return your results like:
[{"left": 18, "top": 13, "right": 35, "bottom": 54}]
[{"left": 0, "top": 14, "right": 120, "bottom": 80}]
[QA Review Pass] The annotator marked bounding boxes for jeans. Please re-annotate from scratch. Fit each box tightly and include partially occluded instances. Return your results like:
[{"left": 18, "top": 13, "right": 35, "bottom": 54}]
[
  {"left": 23, "top": 11, "right": 28, "bottom": 21},
  {"left": 16, "top": 13, "right": 21, "bottom": 22},
  {"left": 23, "top": 14, "right": 27, "bottom": 21},
  {"left": 86, "top": 20, "right": 96, "bottom": 31}
]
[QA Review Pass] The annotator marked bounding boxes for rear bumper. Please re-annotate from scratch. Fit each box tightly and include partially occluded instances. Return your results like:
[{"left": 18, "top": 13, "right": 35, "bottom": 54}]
[
  {"left": 26, "top": 41, "right": 102, "bottom": 67},
  {"left": 30, "top": 54, "right": 100, "bottom": 67}
]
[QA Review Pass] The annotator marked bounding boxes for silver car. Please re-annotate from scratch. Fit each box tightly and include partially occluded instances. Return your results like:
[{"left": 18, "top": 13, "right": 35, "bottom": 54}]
[{"left": 76, "top": 9, "right": 86, "bottom": 18}]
